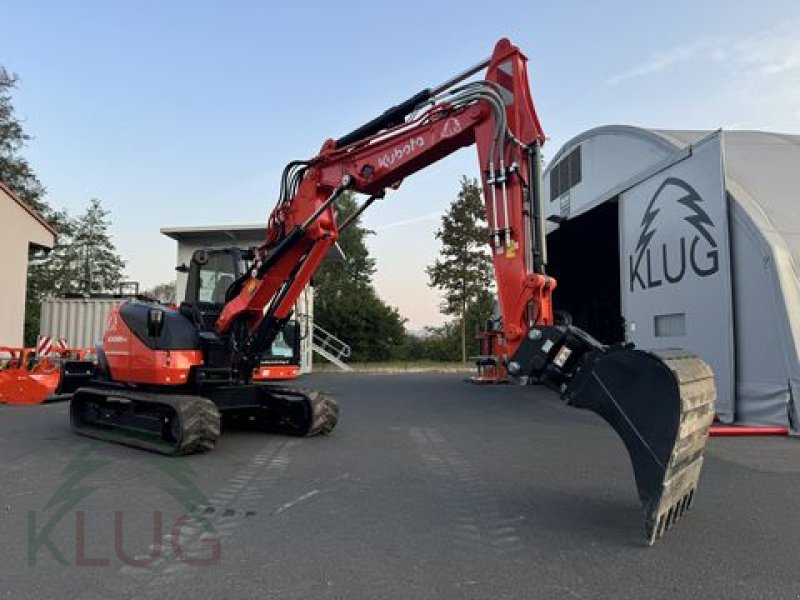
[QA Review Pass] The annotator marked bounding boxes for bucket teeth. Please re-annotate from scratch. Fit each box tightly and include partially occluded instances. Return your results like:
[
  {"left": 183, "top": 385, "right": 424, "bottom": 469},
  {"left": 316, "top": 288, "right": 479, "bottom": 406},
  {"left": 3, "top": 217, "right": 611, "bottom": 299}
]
[
  {"left": 646, "top": 487, "right": 697, "bottom": 545},
  {"left": 639, "top": 351, "right": 715, "bottom": 545}
]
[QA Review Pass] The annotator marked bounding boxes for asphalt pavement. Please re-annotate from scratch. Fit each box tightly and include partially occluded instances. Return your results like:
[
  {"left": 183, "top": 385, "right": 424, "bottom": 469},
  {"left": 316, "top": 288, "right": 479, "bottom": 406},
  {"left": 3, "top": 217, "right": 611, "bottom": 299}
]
[{"left": 1, "top": 372, "right": 799, "bottom": 599}]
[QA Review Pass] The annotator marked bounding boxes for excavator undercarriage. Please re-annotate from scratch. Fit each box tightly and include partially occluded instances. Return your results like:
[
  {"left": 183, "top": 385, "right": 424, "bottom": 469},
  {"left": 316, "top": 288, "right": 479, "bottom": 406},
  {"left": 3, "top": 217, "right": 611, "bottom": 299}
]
[{"left": 71, "top": 383, "right": 337, "bottom": 455}]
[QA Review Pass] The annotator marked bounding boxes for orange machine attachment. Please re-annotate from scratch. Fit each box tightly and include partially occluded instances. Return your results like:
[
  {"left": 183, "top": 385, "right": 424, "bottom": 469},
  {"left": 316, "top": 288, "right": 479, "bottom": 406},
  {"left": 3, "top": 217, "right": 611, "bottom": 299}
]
[
  {"left": 471, "top": 320, "right": 509, "bottom": 384},
  {"left": 0, "top": 345, "right": 95, "bottom": 405}
]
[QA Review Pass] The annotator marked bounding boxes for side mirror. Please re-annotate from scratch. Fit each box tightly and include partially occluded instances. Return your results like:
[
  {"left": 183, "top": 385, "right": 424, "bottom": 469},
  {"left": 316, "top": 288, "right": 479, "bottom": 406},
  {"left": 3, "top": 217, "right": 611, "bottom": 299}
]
[
  {"left": 192, "top": 249, "right": 208, "bottom": 266},
  {"left": 147, "top": 308, "right": 165, "bottom": 337}
]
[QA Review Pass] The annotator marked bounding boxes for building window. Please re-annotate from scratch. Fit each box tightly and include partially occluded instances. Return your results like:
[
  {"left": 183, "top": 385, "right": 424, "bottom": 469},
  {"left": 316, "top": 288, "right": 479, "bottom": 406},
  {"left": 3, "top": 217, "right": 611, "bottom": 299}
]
[
  {"left": 550, "top": 145, "right": 582, "bottom": 201},
  {"left": 654, "top": 312, "right": 686, "bottom": 337}
]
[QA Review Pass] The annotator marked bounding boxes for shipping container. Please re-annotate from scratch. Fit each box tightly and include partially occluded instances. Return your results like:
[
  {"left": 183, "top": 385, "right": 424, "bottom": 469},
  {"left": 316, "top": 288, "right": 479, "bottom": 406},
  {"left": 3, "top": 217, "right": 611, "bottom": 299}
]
[{"left": 39, "top": 297, "right": 124, "bottom": 349}]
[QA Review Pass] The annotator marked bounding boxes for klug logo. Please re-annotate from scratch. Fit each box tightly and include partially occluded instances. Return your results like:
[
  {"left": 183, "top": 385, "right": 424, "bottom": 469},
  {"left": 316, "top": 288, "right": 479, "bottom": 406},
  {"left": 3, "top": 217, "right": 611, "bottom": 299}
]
[
  {"left": 377, "top": 136, "right": 425, "bottom": 169},
  {"left": 629, "top": 177, "right": 718, "bottom": 292}
]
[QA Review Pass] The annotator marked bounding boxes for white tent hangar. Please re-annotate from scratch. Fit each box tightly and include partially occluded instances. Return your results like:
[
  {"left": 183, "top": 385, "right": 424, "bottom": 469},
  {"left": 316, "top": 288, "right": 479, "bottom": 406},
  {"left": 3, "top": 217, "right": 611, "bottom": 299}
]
[{"left": 543, "top": 126, "right": 800, "bottom": 432}]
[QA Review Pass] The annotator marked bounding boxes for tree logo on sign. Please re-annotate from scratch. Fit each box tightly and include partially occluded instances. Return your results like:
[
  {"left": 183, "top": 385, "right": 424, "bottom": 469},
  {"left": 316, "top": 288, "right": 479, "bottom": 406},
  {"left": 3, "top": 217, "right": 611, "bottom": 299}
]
[{"left": 629, "top": 177, "right": 719, "bottom": 292}]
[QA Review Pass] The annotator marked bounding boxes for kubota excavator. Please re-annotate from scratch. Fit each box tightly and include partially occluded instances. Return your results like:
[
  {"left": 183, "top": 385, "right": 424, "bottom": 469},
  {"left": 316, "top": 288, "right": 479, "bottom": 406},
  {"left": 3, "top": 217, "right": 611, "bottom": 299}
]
[{"left": 70, "top": 38, "right": 715, "bottom": 544}]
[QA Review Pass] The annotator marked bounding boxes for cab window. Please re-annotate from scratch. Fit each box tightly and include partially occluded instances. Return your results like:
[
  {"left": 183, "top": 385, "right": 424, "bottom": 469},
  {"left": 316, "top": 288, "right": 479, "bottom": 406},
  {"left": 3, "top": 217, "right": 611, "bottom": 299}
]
[{"left": 198, "top": 254, "right": 236, "bottom": 304}]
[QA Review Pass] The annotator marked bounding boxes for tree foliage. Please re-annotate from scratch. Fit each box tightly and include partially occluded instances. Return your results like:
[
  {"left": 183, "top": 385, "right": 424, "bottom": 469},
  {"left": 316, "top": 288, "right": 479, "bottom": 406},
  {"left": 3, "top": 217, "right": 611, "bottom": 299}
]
[
  {"left": 145, "top": 281, "right": 178, "bottom": 304},
  {"left": 26, "top": 199, "right": 127, "bottom": 343},
  {"left": 426, "top": 177, "right": 494, "bottom": 361},
  {"left": 29, "top": 198, "right": 126, "bottom": 296},
  {"left": 0, "top": 67, "right": 47, "bottom": 212},
  {"left": 70, "top": 198, "right": 127, "bottom": 294},
  {"left": 1, "top": 65, "right": 128, "bottom": 344},
  {"left": 313, "top": 192, "right": 407, "bottom": 361}
]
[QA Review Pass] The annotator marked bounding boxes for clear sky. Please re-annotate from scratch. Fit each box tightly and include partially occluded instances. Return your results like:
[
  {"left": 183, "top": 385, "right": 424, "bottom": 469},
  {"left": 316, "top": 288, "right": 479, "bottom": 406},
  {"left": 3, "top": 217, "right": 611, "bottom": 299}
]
[{"left": 4, "top": 1, "right": 799, "bottom": 328}]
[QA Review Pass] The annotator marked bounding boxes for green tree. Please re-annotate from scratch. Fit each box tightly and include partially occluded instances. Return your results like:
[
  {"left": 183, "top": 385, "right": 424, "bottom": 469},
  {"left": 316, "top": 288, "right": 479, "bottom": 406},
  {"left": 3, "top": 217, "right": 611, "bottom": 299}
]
[
  {"left": 313, "top": 192, "right": 376, "bottom": 293},
  {"left": 427, "top": 177, "right": 493, "bottom": 362},
  {"left": 26, "top": 199, "right": 126, "bottom": 343},
  {"left": 0, "top": 67, "right": 48, "bottom": 213},
  {"left": 393, "top": 323, "right": 461, "bottom": 362},
  {"left": 314, "top": 192, "right": 407, "bottom": 361},
  {"left": 24, "top": 210, "right": 73, "bottom": 343},
  {"left": 71, "top": 198, "right": 126, "bottom": 294},
  {"left": 0, "top": 65, "right": 63, "bottom": 344},
  {"left": 146, "top": 281, "right": 177, "bottom": 304}
]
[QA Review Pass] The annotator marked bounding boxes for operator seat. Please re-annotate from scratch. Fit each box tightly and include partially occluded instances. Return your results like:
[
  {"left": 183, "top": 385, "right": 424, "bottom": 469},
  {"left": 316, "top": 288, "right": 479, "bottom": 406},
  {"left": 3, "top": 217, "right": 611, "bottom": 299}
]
[{"left": 212, "top": 275, "right": 234, "bottom": 304}]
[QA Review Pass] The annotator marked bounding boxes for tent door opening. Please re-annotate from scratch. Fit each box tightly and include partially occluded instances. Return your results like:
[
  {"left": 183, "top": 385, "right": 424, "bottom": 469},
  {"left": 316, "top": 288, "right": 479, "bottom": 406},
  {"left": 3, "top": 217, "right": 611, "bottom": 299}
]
[{"left": 546, "top": 199, "right": 624, "bottom": 344}]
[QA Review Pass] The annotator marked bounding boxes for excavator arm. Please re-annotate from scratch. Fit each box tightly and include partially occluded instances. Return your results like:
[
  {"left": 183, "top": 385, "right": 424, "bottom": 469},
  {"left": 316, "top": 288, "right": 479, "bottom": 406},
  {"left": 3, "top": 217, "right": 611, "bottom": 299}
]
[
  {"left": 215, "top": 38, "right": 714, "bottom": 545},
  {"left": 217, "top": 40, "right": 550, "bottom": 361}
]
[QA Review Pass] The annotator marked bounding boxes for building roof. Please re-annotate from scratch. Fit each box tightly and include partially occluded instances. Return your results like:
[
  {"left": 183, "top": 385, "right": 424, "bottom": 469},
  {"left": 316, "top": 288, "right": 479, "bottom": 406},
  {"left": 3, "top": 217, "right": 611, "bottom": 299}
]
[
  {"left": 547, "top": 125, "right": 680, "bottom": 167},
  {"left": 160, "top": 224, "right": 266, "bottom": 243},
  {"left": 0, "top": 180, "right": 58, "bottom": 239},
  {"left": 545, "top": 127, "right": 800, "bottom": 247},
  {"left": 719, "top": 130, "right": 800, "bottom": 260},
  {"left": 161, "top": 222, "right": 346, "bottom": 263}
]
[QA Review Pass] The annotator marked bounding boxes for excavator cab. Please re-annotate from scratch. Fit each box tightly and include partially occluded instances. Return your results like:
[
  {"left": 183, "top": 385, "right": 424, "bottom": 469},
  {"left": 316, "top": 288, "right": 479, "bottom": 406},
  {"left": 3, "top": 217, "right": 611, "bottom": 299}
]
[{"left": 181, "top": 248, "right": 301, "bottom": 380}]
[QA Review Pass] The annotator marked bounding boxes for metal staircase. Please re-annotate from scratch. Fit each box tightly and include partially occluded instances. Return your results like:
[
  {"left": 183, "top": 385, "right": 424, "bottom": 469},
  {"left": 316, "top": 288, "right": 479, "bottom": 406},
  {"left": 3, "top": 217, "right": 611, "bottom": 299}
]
[{"left": 312, "top": 324, "right": 352, "bottom": 371}]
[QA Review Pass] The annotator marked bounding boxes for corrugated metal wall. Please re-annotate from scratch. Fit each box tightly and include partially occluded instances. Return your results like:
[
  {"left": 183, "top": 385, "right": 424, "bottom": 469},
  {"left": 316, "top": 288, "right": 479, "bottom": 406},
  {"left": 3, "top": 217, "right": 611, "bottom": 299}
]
[{"left": 39, "top": 298, "right": 121, "bottom": 348}]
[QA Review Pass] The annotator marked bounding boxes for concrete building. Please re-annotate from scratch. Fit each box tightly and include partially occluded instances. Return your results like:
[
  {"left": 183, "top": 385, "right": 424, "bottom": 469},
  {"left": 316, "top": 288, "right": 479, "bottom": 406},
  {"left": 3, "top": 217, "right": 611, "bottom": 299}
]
[
  {"left": 161, "top": 224, "right": 315, "bottom": 373},
  {"left": 0, "top": 182, "right": 56, "bottom": 346},
  {"left": 544, "top": 126, "right": 800, "bottom": 432}
]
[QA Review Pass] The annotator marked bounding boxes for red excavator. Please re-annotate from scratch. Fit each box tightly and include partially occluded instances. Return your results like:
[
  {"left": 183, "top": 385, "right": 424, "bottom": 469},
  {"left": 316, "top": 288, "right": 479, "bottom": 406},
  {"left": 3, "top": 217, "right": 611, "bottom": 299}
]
[{"left": 70, "top": 38, "right": 715, "bottom": 544}]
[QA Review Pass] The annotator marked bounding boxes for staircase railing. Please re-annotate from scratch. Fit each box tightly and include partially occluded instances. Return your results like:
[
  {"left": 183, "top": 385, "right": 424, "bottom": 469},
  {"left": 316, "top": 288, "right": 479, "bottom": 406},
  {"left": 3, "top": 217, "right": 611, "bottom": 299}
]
[{"left": 311, "top": 323, "right": 352, "bottom": 371}]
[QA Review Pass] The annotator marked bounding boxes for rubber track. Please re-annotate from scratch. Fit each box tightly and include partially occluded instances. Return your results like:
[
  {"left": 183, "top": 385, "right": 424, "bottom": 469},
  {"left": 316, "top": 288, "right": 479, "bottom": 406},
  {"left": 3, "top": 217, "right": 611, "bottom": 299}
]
[
  {"left": 262, "top": 386, "right": 339, "bottom": 437},
  {"left": 71, "top": 387, "right": 220, "bottom": 456}
]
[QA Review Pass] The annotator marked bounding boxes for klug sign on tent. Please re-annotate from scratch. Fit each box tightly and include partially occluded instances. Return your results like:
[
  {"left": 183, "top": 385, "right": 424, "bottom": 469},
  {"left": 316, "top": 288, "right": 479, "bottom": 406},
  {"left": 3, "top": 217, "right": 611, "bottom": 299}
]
[
  {"left": 621, "top": 134, "right": 735, "bottom": 422},
  {"left": 544, "top": 126, "right": 800, "bottom": 432}
]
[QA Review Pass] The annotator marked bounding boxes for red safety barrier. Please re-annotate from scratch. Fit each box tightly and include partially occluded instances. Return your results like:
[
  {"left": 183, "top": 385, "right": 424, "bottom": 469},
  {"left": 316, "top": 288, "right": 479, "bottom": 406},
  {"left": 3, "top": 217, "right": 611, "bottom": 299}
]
[{"left": 709, "top": 425, "right": 789, "bottom": 437}]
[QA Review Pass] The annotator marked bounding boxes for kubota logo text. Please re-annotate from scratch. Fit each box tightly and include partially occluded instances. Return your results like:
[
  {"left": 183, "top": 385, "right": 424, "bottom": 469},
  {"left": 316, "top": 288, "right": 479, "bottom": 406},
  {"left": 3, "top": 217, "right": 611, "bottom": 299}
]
[{"left": 377, "top": 136, "right": 425, "bottom": 169}]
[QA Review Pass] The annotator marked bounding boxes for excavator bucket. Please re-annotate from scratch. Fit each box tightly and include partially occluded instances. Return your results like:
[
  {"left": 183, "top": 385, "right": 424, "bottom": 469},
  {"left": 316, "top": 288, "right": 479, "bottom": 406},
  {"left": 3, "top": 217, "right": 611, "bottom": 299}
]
[
  {"left": 0, "top": 348, "right": 55, "bottom": 404},
  {"left": 0, "top": 368, "right": 62, "bottom": 404},
  {"left": 0, "top": 347, "right": 95, "bottom": 405},
  {"left": 564, "top": 347, "right": 715, "bottom": 544}
]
